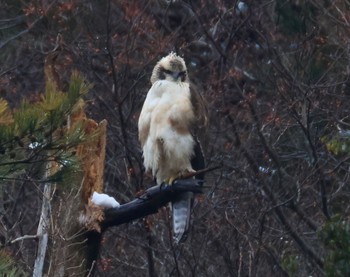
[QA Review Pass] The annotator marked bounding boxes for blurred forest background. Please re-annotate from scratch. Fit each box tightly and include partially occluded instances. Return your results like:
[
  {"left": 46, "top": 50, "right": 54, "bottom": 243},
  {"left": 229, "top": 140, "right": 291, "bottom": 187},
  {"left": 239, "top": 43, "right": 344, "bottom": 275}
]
[{"left": 1, "top": 0, "right": 350, "bottom": 276}]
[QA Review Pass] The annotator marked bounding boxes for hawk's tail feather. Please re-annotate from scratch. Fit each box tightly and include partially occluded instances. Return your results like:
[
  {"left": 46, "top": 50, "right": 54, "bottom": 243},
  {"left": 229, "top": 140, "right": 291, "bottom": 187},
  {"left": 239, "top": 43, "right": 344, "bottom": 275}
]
[{"left": 172, "top": 191, "right": 193, "bottom": 243}]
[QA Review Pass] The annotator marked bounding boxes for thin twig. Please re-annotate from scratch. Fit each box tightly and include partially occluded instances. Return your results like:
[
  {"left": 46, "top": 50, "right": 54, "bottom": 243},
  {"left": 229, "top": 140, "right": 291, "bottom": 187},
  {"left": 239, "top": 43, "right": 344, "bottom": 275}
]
[
  {"left": 0, "top": 0, "right": 58, "bottom": 50},
  {"left": 176, "top": 166, "right": 221, "bottom": 180},
  {"left": 10, "top": 234, "right": 38, "bottom": 244}
]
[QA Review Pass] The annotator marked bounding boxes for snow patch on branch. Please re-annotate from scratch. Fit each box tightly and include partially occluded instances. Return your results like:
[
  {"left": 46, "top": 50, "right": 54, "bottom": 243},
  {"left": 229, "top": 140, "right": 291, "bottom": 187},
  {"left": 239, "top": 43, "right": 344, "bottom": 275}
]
[{"left": 91, "top": 192, "right": 120, "bottom": 209}]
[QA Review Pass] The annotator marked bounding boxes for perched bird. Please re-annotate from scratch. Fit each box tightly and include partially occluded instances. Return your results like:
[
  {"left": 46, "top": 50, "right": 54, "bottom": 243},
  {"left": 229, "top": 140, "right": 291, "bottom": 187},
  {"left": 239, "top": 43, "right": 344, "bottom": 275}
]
[{"left": 138, "top": 52, "right": 208, "bottom": 243}]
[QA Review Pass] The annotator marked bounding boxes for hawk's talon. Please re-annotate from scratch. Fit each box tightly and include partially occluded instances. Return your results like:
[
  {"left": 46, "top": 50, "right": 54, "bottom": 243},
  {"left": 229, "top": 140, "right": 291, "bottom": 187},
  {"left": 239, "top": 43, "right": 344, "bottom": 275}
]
[{"left": 163, "top": 176, "right": 177, "bottom": 185}]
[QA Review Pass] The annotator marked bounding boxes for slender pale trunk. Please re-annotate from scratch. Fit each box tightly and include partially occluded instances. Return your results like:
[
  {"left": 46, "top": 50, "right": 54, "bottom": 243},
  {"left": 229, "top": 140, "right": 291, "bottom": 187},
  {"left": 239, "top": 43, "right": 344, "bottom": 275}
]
[{"left": 33, "top": 164, "right": 54, "bottom": 277}]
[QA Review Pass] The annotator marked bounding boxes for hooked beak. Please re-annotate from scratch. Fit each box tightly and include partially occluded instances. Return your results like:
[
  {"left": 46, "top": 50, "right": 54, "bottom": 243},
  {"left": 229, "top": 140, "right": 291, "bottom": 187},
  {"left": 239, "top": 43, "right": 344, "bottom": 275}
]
[
  {"left": 171, "top": 71, "right": 181, "bottom": 81},
  {"left": 171, "top": 71, "right": 186, "bottom": 82}
]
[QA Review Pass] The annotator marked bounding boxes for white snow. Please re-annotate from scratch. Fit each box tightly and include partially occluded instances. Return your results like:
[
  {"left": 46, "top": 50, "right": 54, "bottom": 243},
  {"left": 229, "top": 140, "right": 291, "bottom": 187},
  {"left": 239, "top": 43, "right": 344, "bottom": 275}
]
[
  {"left": 91, "top": 192, "right": 120, "bottom": 209},
  {"left": 29, "top": 142, "right": 40, "bottom": 149}
]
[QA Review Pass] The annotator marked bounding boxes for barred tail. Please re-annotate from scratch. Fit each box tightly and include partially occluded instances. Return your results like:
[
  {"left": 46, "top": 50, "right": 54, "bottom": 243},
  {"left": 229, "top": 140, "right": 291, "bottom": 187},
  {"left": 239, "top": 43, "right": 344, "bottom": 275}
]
[{"left": 172, "top": 191, "right": 193, "bottom": 243}]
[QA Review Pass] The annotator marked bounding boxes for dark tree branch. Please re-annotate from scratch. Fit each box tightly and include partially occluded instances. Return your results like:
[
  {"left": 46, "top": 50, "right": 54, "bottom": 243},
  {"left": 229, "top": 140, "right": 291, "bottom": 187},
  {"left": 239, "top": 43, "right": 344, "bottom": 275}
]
[
  {"left": 227, "top": 114, "right": 325, "bottom": 271},
  {"left": 101, "top": 179, "right": 204, "bottom": 230}
]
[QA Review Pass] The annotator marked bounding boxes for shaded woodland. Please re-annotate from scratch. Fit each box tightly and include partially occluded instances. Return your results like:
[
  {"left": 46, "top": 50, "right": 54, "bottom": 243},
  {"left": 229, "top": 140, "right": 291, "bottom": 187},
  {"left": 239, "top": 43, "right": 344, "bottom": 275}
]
[{"left": 1, "top": 0, "right": 350, "bottom": 276}]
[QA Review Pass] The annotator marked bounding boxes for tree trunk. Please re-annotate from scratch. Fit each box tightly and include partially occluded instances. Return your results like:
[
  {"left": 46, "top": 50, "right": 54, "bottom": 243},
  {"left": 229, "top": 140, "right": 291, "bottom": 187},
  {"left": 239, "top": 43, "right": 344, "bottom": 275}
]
[
  {"left": 39, "top": 105, "right": 107, "bottom": 277},
  {"left": 32, "top": 183, "right": 51, "bottom": 277}
]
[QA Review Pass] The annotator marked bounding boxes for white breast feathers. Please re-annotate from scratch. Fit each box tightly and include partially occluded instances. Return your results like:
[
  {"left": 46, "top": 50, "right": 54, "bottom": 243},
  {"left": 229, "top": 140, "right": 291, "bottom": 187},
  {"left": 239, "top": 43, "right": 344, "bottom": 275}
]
[{"left": 139, "top": 80, "right": 195, "bottom": 184}]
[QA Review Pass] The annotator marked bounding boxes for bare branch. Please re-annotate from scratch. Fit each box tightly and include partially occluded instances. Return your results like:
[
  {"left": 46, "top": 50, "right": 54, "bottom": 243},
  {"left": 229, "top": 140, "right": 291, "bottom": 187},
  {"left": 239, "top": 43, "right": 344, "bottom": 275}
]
[
  {"left": 10, "top": 234, "right": 38, "bottom": 244},
  {"left": 102, "top": 179, "right": 203, "bottom": 229}
]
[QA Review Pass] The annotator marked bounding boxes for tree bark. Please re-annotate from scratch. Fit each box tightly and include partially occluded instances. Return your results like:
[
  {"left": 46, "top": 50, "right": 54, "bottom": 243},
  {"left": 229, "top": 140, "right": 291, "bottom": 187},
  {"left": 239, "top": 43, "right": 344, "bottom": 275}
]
[
  {"left": 102, "top": 179, "right": 204, "bottom": 229},
  {"left": 44, "top": 107, "right": 107, "bottom": 276},
  {"left": 33, "top": 183, "right": 51, "bottom": 277}
]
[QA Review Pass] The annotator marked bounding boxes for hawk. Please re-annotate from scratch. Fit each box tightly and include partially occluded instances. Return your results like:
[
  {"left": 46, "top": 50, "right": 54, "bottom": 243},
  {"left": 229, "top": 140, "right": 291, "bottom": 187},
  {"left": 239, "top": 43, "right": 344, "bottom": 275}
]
[{"left": 138, "top": 52, "right": 208, "bottom": 243}]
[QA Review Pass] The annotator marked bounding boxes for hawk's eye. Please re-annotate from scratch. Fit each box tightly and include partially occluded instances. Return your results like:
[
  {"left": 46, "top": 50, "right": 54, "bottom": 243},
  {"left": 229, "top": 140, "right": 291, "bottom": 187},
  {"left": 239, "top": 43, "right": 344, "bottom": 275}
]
[{"left": 163, "top": 69, "right": 172, "bottom": 75}]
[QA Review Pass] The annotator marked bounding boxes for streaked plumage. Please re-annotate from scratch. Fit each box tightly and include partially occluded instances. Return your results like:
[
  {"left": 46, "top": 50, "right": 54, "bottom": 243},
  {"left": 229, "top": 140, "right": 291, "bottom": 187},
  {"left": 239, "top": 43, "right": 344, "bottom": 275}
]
[{"left": 138, "top": 52, "right": 208, "bottom": 242}]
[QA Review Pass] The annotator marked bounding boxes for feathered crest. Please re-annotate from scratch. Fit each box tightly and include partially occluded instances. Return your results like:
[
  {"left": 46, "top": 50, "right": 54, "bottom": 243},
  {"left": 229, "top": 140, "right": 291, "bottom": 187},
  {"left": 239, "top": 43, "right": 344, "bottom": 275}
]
[{"left": 150, "top": 52, "right": 188, "bottom": 84}]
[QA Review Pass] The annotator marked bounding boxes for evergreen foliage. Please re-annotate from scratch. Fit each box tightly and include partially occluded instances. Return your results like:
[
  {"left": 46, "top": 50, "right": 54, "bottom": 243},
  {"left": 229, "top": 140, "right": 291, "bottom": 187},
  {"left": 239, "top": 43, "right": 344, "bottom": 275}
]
[
  {"left": 0, "top": 71, "right": 91, "bottom": 183},
  {"left": 0, "top": 250, "right": 28, "bottom": 277},
  {"left": 2, "top": 0, "right": 350, "bottom": 276},
  {"left": 322, "top": 132, "right": 350, "bottom": 157},
  {"left": 275, "top": 1, "right": 316, "bottom": 35},
  {"left": 320, "top": 216, "right": 350, "bottom": 276}
]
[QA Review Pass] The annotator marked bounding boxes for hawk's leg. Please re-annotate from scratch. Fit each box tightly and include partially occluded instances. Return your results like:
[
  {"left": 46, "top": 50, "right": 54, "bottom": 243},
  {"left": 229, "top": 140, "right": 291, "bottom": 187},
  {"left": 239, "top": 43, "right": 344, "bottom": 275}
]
[
  {"left": 165, "top": 176, "right": 177, "bottom": 185},
  {"left": 164, "top": 169, "right": 196, "bottom": 185}
]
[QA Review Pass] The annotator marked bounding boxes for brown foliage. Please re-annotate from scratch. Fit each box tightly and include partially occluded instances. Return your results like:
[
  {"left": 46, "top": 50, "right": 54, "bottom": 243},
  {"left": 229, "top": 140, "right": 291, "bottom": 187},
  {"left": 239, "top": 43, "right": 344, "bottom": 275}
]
[{"left": 2, "top": 0, "right": 350, "bottom": 276}]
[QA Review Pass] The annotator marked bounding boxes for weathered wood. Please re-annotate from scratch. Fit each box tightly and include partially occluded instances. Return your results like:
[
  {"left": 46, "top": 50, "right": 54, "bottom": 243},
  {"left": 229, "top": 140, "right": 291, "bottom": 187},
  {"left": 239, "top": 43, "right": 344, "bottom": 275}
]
[
  {"left": 33, "top": 183, "right": 52, "bottom": 277},
  {"left": 48, "top": 105, "right": 107, "bottom": 277},
  {"left": 73, "top": 105, "right": 107, "bottom": 203},
  {"left": 33, "top": 158, "right": 59, "bottom": 277}
]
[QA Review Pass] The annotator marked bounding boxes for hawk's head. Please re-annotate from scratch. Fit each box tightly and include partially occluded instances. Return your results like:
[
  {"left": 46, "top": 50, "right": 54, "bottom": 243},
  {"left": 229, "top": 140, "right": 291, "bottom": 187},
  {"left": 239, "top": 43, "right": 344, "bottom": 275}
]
[{"left": 151, "top": 52, "right": 189, "bottom": 84}]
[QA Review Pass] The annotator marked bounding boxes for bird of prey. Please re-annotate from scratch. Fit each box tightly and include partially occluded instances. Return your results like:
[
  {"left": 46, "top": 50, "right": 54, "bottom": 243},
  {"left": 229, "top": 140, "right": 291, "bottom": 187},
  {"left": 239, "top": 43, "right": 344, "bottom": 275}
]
[{"left": 138, "top": 52, "right": 208, "bottom": 243}]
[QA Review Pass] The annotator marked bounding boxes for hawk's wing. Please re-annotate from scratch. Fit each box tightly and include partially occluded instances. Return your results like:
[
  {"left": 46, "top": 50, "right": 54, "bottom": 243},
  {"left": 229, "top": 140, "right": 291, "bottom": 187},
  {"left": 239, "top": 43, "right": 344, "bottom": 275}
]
[
  {"left": 190, "top": 83, "right": 209, "bottom": 137},
  {"left": 189, "top": 84, "right": 209, "bottom": 178},
  {"left": 138, "top": 84, "right": 160, "bottom": 178},
  {"left": 138, "top": 94, "right": 152, "bottom": 149},
  {"left": 173, "top": 85, "right": 208, "bottom": 243}
]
